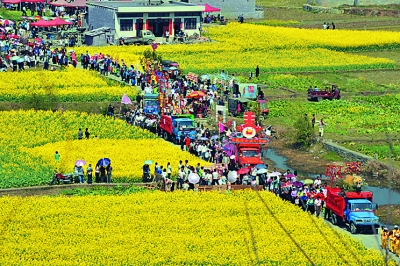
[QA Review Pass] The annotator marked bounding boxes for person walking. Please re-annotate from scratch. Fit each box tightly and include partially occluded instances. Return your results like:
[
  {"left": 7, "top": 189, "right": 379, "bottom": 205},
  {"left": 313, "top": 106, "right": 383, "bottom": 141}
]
[
  {"left": 87, "top": 164, "right": 93, "bottom": 184},
  {"left": 106, "top": 163, "right": 112, "bottom": 183},
  {"left": 78, "top": 128, "right": 83, "bottom": 140},
  {"left": 255, "top": 65, "right": 260, "bottom": 78},
  {"left": 318, "top": 119, "right": 325, "bottom": 137},
  {"left": 306, "top": 195, "right": 315, "bottom": 215},
  {"left": 167, "top": 162, "right": 172, "bottom": 179},
  {"left": 311, "top": 114, "right": 316, "bottom": 128},
  {"left": 165, "top": 30, "right": 170, "bottom": 43},
  {"left": 95, "top": 164, "right": 100, "bottom": 183},
  {"left": 315, "top": 196, "right": 322, "bottom": 217},
  {"left": 85, "top": 128, "right": 90, "bottom": 139}
]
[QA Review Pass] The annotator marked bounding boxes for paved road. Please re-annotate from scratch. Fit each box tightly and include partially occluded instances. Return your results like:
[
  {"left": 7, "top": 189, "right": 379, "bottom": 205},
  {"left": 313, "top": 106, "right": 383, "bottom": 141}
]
[{"left": 326, "top": 221, "right": 400, "bottom": 264}]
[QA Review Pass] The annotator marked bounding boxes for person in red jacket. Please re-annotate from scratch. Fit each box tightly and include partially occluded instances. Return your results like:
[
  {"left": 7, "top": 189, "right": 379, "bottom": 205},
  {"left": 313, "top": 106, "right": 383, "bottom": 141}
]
[{"left": 184, "top": 134, "right": 191, "bottom": 152}]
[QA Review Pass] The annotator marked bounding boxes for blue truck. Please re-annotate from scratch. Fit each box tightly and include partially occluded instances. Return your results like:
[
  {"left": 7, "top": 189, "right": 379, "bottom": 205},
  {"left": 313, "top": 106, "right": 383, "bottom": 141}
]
[
  {"left": 326, "top": 187, "right": 379, "bottom": 234},
  {"left": 143, "top": 94, "right": 159, "bottom": 116},
  {"left": 158, "top": 114, "right": 197, "bottom": 144}
]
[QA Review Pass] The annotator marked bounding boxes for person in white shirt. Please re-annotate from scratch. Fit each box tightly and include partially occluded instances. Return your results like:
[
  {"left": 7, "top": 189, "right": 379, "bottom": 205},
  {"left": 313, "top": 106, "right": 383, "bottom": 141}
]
[
  {"left": 177, "top": 167, "right": 185, "bottom": 189},
  {"left": 315, "top": 197, "right": 322, "bottom": 217},
  {"left": 211, "top": 170, "right": 219, "bottom": 185},
  {"left": 167, "top": 162, "right": 172, "bottom": 179},
  {"left": 314, "top": 177, "right": 321, "bottom": 187}
]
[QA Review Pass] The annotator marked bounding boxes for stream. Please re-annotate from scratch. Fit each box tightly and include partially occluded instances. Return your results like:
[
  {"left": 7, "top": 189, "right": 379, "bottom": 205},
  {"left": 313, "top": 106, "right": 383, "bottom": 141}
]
[{"left": 264, "top": 148, "right": 400, "bottom": 206}]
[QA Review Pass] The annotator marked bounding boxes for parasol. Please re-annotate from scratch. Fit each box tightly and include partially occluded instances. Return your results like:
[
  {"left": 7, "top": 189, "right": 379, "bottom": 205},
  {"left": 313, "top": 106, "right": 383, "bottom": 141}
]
[
  {"left": 210, "top": 135, "right": 219, "bottom": 140},
  {"left": 268, "top": 171, "right": 282, "bottom": 177},
  {"left": 186, "top": 91, "right": 206, "bottom": 99},
  {"left": 16, "top": 58, "right": 25, "bottom": 63},
  {"left": 97, "top": 158, "right": 111, "bottom": 167},
  {"left": 237, "top": 168, "right": 249, "bottom": 174},
  {"left": 144, "top": 160, "right": 154, "bottom": 165},
  {"left": 188, "top": 173, "right": 200, "bottom": 184},
  {"left": 10, "top": 55, "right": 19, "bottom": 61},
  {"left": 293, "top": 181, "right": 303, "bottom": 187},
  {"left": 303, "top": 179, "right": 314, "bottom": 185},
  {"left": 199, "top": 137, "right": 208, "bottom": 141},
  {"left": 229, "top": 155, "right": 236, "bottom": 159},
  {"left": 227, "top": 171, "right": 238, "bottom": 183},
  {"left": 75, "top": 159, "right": 86, "bottom": 167},
  {"left": 255, "top": 164, "right": 267, "bottom": 170},
  {"left": 257, "top": 168, "right": 268, "bottom": 174},
  {"left": 286, "top": 173, "right": 295, "bottom": 178}
]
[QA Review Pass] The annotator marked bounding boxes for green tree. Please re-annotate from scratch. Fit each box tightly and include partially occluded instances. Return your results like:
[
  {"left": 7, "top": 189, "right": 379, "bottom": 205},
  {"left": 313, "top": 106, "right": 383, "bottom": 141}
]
[{"left": 287, "top": 115, "right": 315, "bottom": 149}]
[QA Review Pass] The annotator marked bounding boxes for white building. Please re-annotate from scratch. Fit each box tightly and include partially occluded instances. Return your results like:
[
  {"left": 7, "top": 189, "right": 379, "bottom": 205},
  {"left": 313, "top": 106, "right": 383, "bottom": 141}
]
[{"left": 86, "top": 1, "right": 204, "bottom": 39}]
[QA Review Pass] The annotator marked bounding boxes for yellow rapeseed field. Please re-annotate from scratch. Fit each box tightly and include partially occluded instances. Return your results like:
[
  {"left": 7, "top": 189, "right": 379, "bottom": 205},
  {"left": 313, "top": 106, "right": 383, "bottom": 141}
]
[
  {"left": 0, "top": 110, "right": 208, "bottom": 187},
  {"left": 0, "top": 191, "right": 394, "bottom": 265},
  {"left": 75, "top": 23, "right": 398, "bottom": 74},
  {"left": 23, "top": 139, "right": 211, "bottom": 180},
  {"left": 0, "top": 68, "right": 136, "bottom": 102}
]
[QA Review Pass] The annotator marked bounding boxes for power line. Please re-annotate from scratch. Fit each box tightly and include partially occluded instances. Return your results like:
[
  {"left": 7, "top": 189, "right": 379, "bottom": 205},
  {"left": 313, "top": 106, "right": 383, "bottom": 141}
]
[{"left": 254, "top": 191, "right": 316, "bottom": 266}]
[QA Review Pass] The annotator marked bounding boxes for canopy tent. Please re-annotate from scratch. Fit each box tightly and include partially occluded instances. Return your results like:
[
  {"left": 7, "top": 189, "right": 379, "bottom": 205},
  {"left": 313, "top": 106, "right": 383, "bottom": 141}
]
[
  {"left": 51, "top": 17, "right": 73, "bottom": 26},
  {"left": 49, "top": 0, "right": 86, "bottom": 7},
  {"left": 30, "top": 19, "right": 53, "bottom": 27},
  {"left": 202, "top": 3, "right": 221, "bottom": 12},
  {"left": 1, "top": 0, "right": 20, "bottom": 4}
]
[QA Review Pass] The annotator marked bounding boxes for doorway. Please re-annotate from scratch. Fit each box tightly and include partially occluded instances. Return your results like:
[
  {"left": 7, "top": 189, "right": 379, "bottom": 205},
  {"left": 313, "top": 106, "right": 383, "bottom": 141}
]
[
  {"left": 173, "top": 18, "right": 181, "bottom": 35},
  {"left": 147, "top": 19, "right": 169, "bottom": 37},
  {"left": 135, "top": 19, "right": 143, "bottom": 36}
]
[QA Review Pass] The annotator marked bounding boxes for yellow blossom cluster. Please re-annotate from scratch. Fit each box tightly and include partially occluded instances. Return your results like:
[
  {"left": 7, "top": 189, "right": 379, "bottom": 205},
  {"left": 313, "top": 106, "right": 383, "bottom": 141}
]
[
  {"left": 0, "top": 191, "right": 395, "bottom": 265},
  {"left": 0, "top": 110, "right": 209, "bottom": 187},
  {"left": 0, "top": 68, "right": 136, "bottom": 102},
  {"left": 74, "top": 23, "right": 398, "bottom": 74}
]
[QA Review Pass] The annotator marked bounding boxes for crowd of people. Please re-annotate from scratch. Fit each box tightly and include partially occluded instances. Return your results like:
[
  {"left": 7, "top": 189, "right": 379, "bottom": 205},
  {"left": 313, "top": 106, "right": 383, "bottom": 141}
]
[
  {"left": 381, "top": 225, "right": 400, "bottom": 257},
  {"left": 0, "top": 3, "right": 83, "bottom": 72}
]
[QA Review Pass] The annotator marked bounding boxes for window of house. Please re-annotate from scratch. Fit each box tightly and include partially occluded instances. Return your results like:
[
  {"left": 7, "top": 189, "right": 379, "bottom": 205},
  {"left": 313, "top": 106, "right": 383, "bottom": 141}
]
[
  {"left": 184, "top": 18, "right": 196, "bottom": 30},
  {"left": 120, "top": 19, "right": 133, "bottom": 31}
]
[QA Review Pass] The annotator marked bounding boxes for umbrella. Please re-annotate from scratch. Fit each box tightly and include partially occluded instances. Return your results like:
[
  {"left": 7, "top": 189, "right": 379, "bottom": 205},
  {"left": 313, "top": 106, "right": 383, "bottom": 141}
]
[
  {"left": 97, "top": 158, "right": 111, "bottom": 167},
  {"left": 68, "top": 49, "right": 74, "bottom": 53},
  {"left": 16, "top": 58, "right": 25, "bottom": 63},
  {"left": 34, "top": 37, "right": 42, "bottom": 42},
  {"left": 228, "top": 171, "right": 238, "bottom": 183},
  {"left": 255, "top": 164, "right": 267, "bottom": 170},
  {"left": 8, "top": 34, "right": 19, "bottom": 39},
  {"left": 257, "top": 168, "right": 268, "bottom": 174},
  {"left": 144, "top": 160, "right": 153, "bottom": 165},
  {"left": 229, "top": 155, "right": 236, "bottom": 159},
  {"left": 10, "top": 55, "right": 19, "bottom": 61},
  {"left": 269, "top": 171, "right": 282, "bottom": 177},
  {"left": 286, "top": 173, "right": 296, "bottom": 179},
  {"left": 75, "top": 160, "right": 86, "bottom": 167},
  {"left": 210, "top": 135, "right": 219, "bottom": 140},
  {"left": 293, "top": 181, "right": 303, "bottom": 187},
  {"left": 237, "top": 168, "right": 249, "bottom": 174},
  {"left": 201, "top": 74, "right": 210, "bottom": 80},
  {"left": 199, "top": 137, "right": 208, "bottom": 141},
  {"left": 169, "top": 66, "right": 178, "bottom": 70},
  {"left": 188, "top": 173, "right": 200, "bottom": 184},
  {"left": 186, "top": 91, "right": 206, "bottom": 99},
  {"left": 303, "top": 179, "right": 314, "bottom": 185}
]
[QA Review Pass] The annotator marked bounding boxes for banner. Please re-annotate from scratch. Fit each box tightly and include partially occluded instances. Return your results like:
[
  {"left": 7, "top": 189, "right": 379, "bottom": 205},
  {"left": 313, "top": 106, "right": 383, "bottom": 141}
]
[
  {"left": 121, "top": 93, "right": 132, "bottom": 105},
  {"left": 239, "top": 83, "right": 257, "bottom": 99},
  {"left": 218, "top": 122, "right": 225, "bottom": 133}
]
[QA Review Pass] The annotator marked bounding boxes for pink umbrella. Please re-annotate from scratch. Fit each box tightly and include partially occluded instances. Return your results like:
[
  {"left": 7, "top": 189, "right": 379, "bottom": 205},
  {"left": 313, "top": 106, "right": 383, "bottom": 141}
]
[
  {"left": 286, "top": 173, "right": 296, "bottom": 178},
  {"left": 8, "top": 34, "right": 19, "bottom": 39},
  {"left": 75, "top": 160, "right": 86, "bottom": 167},
  {"left": 237, "top": 168, "right": 250, "bottom": 175}
]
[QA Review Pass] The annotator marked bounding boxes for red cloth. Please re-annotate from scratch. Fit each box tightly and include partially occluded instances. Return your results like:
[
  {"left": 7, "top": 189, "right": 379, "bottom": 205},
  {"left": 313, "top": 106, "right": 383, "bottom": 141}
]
[{"left": 185, "top": 137, "right": 190, "bottom": 147}]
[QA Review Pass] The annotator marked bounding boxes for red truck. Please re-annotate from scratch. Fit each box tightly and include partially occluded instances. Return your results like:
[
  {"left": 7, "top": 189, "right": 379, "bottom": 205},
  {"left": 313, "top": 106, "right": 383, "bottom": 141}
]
[
  {"left": 325, "top": 187, "right": 379, "bottom": 234},
  {"left": 307, "top": 85, "right": 341, "bottom": 102},
  {"left": 230, "top": 112, "right": 269, "bottom": 166}
]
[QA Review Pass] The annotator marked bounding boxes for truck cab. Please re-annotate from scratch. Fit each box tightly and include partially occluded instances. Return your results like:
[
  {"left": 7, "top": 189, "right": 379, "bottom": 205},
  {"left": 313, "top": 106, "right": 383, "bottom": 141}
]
[
  {"left": 345, "top": 199, "right": 379, "bottom": 234},
  {"left": 159, "top": 114, "right": 197, "bottom": 143},
  {"left": 119, "top": 30, "right": 155, "bottom": 45},
  {"left": 143, "top": 94, "right": 159, "bottom": 116},
  {"left": 326, "top": 187, "right": 379, "bottom": 234},
  {"left": 237, "top": 145, "right": 263, "bottom": 165}
]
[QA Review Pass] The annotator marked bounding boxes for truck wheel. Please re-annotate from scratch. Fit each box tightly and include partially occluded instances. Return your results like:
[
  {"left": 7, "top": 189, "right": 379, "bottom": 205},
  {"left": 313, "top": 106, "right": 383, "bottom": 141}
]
[
  {"left": 317, "top": 97, "right": 323, "bottom": 102},
  {"left": 163, "top": 131, "right": 169, "bottom": 141},
  {"left": 350, "top": 222, "right": 358, "bottom": 234}
]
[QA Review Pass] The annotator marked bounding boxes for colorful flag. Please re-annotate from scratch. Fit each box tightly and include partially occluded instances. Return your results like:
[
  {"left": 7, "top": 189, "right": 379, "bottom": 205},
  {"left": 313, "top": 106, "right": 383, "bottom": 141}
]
[
  {"left": 219, "top": 122, "right": 225, "bottom": 133},
  {"left": 121, "top": 94, "right": 132, "bottom": 105}
]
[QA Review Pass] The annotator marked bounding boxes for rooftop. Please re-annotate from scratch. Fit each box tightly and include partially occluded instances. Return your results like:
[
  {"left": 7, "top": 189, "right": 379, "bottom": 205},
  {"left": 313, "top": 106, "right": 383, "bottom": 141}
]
[{"left": 88, "top": 1, "right": 199, "bottom": 9}]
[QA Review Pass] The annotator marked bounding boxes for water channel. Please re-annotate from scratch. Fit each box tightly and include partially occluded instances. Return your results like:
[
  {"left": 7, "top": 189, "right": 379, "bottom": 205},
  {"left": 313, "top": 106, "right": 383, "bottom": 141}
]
[{"left": 264, "top": 148, "right": 400, "bottom": 206}]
